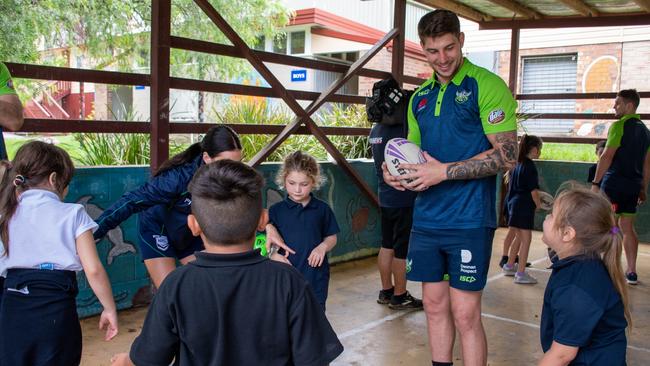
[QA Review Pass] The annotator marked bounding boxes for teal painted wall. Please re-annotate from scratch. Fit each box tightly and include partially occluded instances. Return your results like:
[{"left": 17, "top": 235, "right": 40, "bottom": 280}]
[
  {"left": 71, "top": 159, "right": 650, "bottom": 317},
  {"left": 531, "top": 160, "right": 650, "bottom": 242},
  {"left": 70, "top": 161, "right": 382, "bottom": 317}
]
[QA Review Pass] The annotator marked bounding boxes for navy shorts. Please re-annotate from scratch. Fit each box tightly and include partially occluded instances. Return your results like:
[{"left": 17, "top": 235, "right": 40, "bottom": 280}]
[
  {"left": 406, "top": 227, "right": 495, "bottom": 291},
  {"left": 138, "top": 215, "right": 203, "bottom": 261},
  {"left": 603, "top": 186, "right": 639, "bottom": 215},
  {"left": 380, "top": 206, "right": 414, "bottom": 259}
]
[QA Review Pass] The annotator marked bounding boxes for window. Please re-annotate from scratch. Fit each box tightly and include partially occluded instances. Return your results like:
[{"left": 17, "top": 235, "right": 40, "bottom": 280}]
[
  {"left": 253, "top": 35, "right": 265, "bottom": 51},
  {"left": 290, "top": 31, "right": 305, "bottom": 54},
  {"left": 273, "top": 34, "right": 287, "bottom": 55},
  {"left": 520, "top": 54, "right": 577, "bottom": 135}
]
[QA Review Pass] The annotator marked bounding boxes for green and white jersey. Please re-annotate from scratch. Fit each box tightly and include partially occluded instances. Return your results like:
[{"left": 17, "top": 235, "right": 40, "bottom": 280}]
[
  {"left": 407, "top": 58, "right": 517, "bottom": 229},
  {"left": 602, "top": 114, "right": 650, "bottom": 191}
]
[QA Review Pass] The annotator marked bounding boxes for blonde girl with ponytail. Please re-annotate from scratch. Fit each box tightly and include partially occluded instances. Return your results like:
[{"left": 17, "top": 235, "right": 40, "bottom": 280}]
[{"left": 539, "top": 187, "right": 630, "bottom": 366}]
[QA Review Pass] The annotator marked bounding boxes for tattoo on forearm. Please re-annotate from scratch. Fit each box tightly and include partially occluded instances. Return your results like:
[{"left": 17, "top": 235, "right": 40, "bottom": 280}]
[{"left": 446, "top": 131, "right": 517, "bottom": 180}]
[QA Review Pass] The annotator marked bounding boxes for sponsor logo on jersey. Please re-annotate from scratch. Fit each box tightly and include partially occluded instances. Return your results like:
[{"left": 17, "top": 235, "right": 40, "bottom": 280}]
[
  {"left": 416, "top": 98, "right": 428, "bottom": 113},
  {"left": 368, "top": 137, "right": 383, "bottom": 145},
  {"left": 417, "top": 88, "right": 430, "bottom": 97},
  {"left": 487, "top": 109, "right": 506, "bottom": 124},
  {"left": 455, "top": 90, "right": 471, "bottom": 104},
  {"left": 153, "top": 235, "right": 170, "bottom": 251}
]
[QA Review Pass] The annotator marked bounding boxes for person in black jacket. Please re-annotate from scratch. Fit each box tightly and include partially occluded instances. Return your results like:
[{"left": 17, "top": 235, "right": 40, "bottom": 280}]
[{"left": 94, "top": 125, "right": 290, "bottom": 288}]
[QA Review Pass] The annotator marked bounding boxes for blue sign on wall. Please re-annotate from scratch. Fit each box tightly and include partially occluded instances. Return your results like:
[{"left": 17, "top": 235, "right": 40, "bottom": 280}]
[{"left": 291, "top": 69, "right": 307, "bottom": 82}]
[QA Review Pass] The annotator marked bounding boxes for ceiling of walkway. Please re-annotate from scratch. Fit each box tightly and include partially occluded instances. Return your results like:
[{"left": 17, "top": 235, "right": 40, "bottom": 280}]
[{"left": 414, "top": 0, "right": 650, "bottom": 29}]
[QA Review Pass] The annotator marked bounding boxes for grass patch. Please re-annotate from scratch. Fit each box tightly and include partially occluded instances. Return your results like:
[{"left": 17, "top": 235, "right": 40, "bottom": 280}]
[{"left": 539, "top": 143, "right": 598, "bottom": 162}]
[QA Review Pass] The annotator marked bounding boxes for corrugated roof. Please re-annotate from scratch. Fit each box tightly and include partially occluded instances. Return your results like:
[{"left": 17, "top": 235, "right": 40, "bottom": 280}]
[{"left": 414, "top": 0, "right": 650, "bottom": 29}]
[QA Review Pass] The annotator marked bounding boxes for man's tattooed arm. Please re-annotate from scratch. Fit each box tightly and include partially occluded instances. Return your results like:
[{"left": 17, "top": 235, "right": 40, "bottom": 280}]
[{"left": 446, "top": 131, "right": 518, "bottom": 180}]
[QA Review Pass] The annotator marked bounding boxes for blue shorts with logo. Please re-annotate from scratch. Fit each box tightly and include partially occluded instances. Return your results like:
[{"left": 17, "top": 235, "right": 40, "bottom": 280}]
[
  {"left": 406, "top": 227, "right": 495, "bottom": 291},
  {"left": 137, "top": 209, "right": 203, "bottom": 261}
]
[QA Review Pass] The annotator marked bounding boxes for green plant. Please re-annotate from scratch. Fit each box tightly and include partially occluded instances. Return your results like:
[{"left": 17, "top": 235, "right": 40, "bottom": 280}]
[{"left": 320, "top": 104, "right": 371, "bottom": 160}]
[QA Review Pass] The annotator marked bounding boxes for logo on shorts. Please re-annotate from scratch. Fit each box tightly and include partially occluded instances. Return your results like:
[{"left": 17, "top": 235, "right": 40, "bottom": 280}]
[
  {"left": 460, "top": 275, "right": 476, "bottom": 283},
  {"left": 487, "top": 109, "right": 506, "bottom": 124},
  {"left": 455, "top": 90, "right": 471, "bottom": 104},
  {"left": 406, "top": 258, "right": 412, "bottom": 273},
  {"left": 461, "top": 249, "right": 472, "bottom": 264},
  {"left": 153, "top": 235, "right": 170, "bottom": 251}
]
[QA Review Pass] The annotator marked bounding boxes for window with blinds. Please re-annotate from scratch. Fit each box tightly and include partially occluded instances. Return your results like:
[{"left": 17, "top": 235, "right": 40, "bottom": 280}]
[{"left": 520, "top": 54, "right": 577, "bottom": 135}]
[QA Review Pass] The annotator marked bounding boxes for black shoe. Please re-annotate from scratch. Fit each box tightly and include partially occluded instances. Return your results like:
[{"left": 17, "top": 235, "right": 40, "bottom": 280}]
[
  {"left": 388, "top": 291, "right": 423, "bottom": 310},
  {"left": 499, "top": 255, "right": 508, "bottom": 268},
  {"left": 377, "top": 288, "right": 394, "bottom": 305}
]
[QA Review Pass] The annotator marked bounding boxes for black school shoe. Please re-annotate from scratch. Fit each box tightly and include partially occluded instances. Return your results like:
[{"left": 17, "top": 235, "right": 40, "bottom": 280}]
[
  {"left": 389, "top": 291, "right": 423, "bottom": 310},
  {"left": 377, "top": 288, "right": 394, "bottom": 305}
]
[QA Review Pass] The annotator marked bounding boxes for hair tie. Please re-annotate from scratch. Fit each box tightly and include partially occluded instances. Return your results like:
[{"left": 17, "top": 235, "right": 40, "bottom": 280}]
[
  {"left": 610, "top": 226, "right": 620, "bottom": 235},
  {"left": 13, "top": 175, "right": 26, "bottom": 187}
]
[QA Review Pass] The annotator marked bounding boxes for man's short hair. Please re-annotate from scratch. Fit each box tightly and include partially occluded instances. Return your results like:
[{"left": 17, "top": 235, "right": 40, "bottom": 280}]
[
  {"left": 418, "top": 9, "right": 461, "bottom": 42},
  {"left": 188, "top": 160, "right": 264, "bottom": 245},
  {"left": 618, "top": 89, "right": 640, "bottom": 109}
]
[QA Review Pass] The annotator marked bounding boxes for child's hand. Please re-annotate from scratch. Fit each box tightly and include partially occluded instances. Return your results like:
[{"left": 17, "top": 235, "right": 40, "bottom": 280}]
[
  {"left": 270, "top": 252, "right": 292, "bottom": 265},
  {"left": 99, "top": 309, "right": 119, "bottom": 341},
  {"left": 110, "top": 352, "right": 133, "bottom": 366},
  {"left": 308, "top": 244, "right": 327, "bottom": 267}
]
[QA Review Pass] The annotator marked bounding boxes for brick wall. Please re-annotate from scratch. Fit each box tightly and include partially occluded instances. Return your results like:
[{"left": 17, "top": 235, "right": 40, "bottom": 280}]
[
  {"left": 358, "top": 48, "right": 431, "bottom": 96},
  {"left": 497, "top": 41, "right": 650, "bottom": 137}
]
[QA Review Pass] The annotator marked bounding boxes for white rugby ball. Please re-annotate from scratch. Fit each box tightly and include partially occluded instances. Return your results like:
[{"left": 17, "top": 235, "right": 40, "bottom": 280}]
[
  {"left": 539, "top": 191, "right": 554, "bottom": 211},
  {"left": 384, "top": 138, "right": 426, "bottom": 184}
]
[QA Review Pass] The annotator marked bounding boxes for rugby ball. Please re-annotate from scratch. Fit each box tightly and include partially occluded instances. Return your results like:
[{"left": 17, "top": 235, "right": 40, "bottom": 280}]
[
  {"left": 539, "top": 191, "right": 554, "bottom": 211},
  {"left": 384, "top": 138, "right": 426, "bottom": 184}
]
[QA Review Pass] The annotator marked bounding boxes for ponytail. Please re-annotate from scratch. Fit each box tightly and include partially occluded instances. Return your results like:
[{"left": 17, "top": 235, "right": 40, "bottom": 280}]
[
  {"left": 0, "top": 161, "right": 19, "bottom": 254},
  {"left": 154, "top": 125, "right": 242, "bottom": 177},
  {"left": 0, "top": 141, "right": 74, "bottom": 255},
  {"left": 517, "top": 134, "right": 543, "bottom": 163},
  {"left": 602, "top": 230, "right": 632, "bottom": 328}
]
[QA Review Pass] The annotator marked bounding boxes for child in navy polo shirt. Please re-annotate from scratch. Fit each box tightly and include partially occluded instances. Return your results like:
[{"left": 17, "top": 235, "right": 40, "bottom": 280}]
[
  {"left": 269, "top": 151, "right": 340, "bottom": 309},
  {"left": 0, "top": 141, "right": 118, "bottom": 365},
  {"left": 110, "top": 160, "right": 343, "bottom": 366},
  {"left": 540, "top": 187, "right": 630, "bottom": 365},
  {"left": 502, "top": 134, "right": 543, "bottom": 284}
]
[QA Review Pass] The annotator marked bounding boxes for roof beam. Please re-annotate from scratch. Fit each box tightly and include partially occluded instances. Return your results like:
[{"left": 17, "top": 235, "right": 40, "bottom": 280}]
[
  {"left": 416, "top": 0, "right": 493, "bottom": 22},
  {"left": 479, "top": 13, "right": 650, "bottom": 29},
  {"left": 633, "top": 0, "right": 650, "bottom": 12},
  {"left": 556, "top": 0, "right": 599, "bottom": 17},
  {"left": 485, "top": 0, "right": 542, "bottom": 19}
]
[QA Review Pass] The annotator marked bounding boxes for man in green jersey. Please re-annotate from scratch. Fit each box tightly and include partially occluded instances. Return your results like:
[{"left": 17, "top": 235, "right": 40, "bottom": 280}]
[
  {"left": 0, "top": 62, "right": 24, "bottom": 159},
  {"left": 383, "top": 10, "right": 518, "bottom": 366},
  {"left": 592, "top": 89, "right": 650, "bottom": 285}
]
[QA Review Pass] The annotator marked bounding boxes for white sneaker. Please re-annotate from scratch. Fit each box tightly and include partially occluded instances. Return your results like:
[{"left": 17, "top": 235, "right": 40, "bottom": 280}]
[
  {"left": 502, "top": 263, "right": 517, "bottom": 276},
  {"left": 514, "top": 271, "right": 537, "bottom": 284}
]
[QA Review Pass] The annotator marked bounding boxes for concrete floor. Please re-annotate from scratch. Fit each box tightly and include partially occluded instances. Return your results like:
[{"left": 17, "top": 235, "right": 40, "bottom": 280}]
[{"left": 81, "top": 228, "right": 650, "bottom": 365}]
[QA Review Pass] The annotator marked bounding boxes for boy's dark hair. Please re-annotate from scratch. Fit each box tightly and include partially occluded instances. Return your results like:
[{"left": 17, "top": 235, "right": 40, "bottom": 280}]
[
  {"left": 617, "top": 89, "right": 640, "bottom": 109},
  {"left": 418, "top": 9, "right": 461, "bottom": 42},
  {"left": 188, "top": 160, "right": 264, "bottom": 245}
]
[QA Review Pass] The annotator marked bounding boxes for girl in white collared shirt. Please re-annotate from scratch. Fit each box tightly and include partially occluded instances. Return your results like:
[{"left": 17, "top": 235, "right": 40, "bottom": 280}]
[{"left": 0, "top": 141, "right": 118, "bottom": 366}]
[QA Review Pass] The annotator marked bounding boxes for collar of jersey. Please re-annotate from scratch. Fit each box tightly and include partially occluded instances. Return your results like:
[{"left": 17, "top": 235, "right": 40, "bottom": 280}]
[
  {"left": 618, "top": 114, "right": 641, "bottom": 123},
  {"left": 428, "top": 57, "right": 472, "bottom": 88}
]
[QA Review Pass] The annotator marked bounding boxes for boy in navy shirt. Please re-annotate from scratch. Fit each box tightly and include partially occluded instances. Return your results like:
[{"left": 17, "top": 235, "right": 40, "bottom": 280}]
[{"left": 111, "top": 160, "right": 343, "bottom": 366}]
